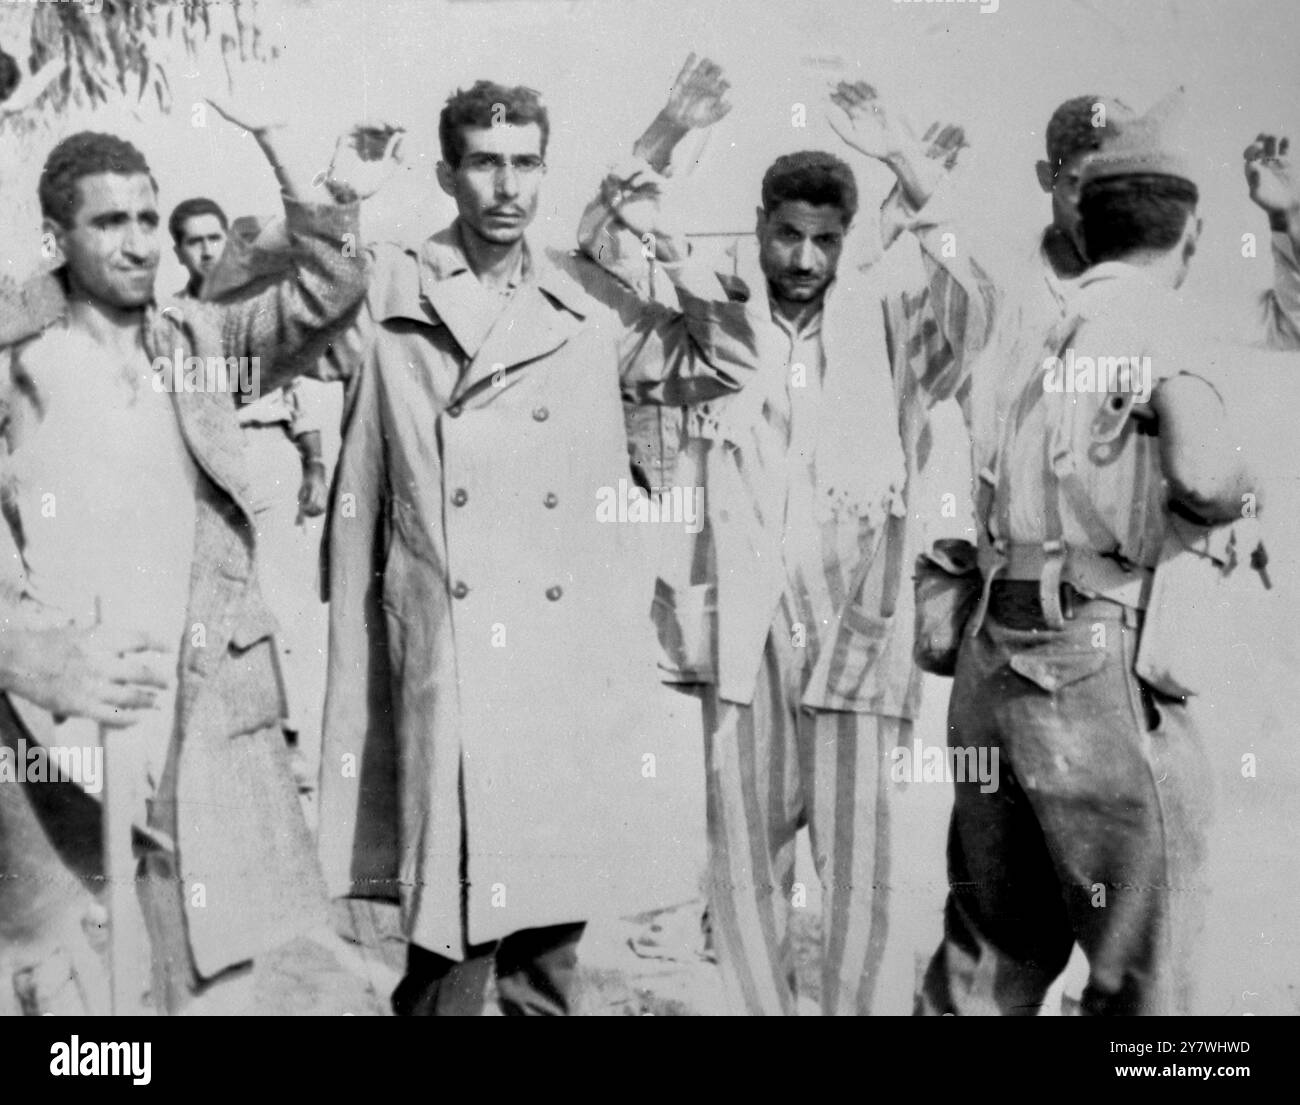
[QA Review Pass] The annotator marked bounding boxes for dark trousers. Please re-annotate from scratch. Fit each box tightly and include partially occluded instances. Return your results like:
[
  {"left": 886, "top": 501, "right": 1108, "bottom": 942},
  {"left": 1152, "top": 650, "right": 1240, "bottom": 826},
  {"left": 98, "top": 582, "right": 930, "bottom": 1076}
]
[
  {"left": 918, "top": 585, "right": 1213, "bottom": 1016},
  {"left": 392, "top": 922, "right": 587, "bottom": 1016}
]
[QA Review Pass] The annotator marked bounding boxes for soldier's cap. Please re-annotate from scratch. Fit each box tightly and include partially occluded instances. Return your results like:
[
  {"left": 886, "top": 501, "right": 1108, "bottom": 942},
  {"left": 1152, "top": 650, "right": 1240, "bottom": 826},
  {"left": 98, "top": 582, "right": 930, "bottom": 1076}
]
[{"left": 1079, "top": 89, "right": 1198, "bottom": 190}]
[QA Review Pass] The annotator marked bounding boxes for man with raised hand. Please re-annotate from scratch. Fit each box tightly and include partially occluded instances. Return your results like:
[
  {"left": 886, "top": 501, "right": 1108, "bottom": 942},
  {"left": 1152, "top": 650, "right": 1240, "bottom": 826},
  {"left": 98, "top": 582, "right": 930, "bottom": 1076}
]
[
  {"left": 306, "top": 78, "right": 755, "bottom": 1017},
  {"left": 171, "top": 199, "right": 332, "bottom": 803},
  {"left": 579, "top": 67, "right": 973, "bottom": 1015},
  {"left": 0, "top": 97, "right": 392, "bottom": 1014}
]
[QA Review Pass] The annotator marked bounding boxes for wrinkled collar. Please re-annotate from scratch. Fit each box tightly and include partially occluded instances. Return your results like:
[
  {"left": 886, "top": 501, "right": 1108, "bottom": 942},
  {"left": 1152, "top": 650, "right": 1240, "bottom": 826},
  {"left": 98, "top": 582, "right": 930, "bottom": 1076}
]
[
  {"left": 0, "top": 266, "right": 188, "bottom": 349},
  {"left": 0, "top": 267, "right": 71, "bottom": 346},
  {"left": 417, "top": 220, "right": 591, "bottom": 317},
  {"left": 1076, "top": 259, "right": 1163, "bottom": 290}
]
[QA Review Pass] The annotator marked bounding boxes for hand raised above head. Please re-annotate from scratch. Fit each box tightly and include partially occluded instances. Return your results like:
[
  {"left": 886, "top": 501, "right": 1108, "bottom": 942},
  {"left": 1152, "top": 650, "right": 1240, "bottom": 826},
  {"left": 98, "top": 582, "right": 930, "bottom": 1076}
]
[
  {"left": 1244, "top": 133, "right": 1298, "bottom": 222},
  {"left": 323, "top": 122, "right": 405, "bottom": 203},
  {"left": 660, "top": 52, "right": 732, "bottom": 131},
  {"left": 825, "top": 79, "right": 915, "bottom": 163}
]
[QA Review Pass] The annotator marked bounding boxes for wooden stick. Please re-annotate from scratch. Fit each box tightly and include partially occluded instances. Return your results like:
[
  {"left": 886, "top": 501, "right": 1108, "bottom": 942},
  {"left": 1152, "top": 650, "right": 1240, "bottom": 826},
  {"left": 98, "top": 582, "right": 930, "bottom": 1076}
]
[{"left": 99, "top": 597, "right": 153, "bottom": 1015}]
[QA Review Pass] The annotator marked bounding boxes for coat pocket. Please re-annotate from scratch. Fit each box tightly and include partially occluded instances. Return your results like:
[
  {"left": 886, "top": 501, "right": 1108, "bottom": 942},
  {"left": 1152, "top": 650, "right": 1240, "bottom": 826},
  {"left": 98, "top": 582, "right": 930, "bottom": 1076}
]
[
  {"left": 825, "top": 603, "right": 894, "bottom": 702},
  {"left": 221, "top": 600, "right": 287, "bottom": 736},
  {"left": 651, "top": 577, "right": 716, "bottom": 683},
  {"left": 1007, "top": 649, "right": 1107, "bottom": 695}
]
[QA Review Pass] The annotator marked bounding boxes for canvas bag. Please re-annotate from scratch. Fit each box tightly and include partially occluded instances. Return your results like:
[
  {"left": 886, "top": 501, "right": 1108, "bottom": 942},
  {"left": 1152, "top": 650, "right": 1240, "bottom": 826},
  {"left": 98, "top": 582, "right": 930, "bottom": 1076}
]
[{"left": 912, "top": 537, "right": 981, "bottom": 677}]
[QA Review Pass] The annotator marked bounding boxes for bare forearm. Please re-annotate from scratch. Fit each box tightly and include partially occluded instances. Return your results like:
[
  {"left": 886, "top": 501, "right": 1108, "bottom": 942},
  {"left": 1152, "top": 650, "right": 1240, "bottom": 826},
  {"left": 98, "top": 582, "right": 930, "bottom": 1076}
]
[
  {"left": 633, "top": 112, "right": 691, "bottom": 175},
  {"left": 883, "top": 140, "right": 947, "bottom": 213},
  {"left": 295, "top": 429, "right": 324, "bottom": 468}
]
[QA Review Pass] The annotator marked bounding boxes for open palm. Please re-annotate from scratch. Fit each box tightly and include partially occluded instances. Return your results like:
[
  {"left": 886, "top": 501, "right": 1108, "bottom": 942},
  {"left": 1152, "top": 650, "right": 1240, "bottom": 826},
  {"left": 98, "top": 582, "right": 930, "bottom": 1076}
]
[
  {"left": 826, "top": 79, "right": 912, "bottom": 162},
  {"left": 1245, "top": 134, "right": 1299, "bottom": 217}
]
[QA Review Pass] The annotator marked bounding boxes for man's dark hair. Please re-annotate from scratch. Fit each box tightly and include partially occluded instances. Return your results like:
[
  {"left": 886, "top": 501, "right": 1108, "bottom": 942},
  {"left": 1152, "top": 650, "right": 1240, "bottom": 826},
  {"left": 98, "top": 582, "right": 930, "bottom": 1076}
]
[
  {"left": 1046, "top": 95, "right": 1132, "bottom": 174},
  {"left": 38, "top": 131, "right": 156, "bottom": 227},
  {"left": 439, "top": 81, "right": 549, "bottom": 168},
  {"left": 760, "top": 151, "right": 858, "bottom": 225},
  {"left": 168, "top": 197, "right": 228, "bottom": 246},
  {"left": 1079, "top": 173, "right": 1199, "bottom": 263}
]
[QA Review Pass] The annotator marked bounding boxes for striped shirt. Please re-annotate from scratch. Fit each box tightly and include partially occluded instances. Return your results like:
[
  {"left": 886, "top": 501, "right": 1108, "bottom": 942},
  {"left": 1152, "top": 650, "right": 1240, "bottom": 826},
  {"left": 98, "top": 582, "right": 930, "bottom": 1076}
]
[{"left": 580, "top": 173, "right": 971, "bottom": 713}]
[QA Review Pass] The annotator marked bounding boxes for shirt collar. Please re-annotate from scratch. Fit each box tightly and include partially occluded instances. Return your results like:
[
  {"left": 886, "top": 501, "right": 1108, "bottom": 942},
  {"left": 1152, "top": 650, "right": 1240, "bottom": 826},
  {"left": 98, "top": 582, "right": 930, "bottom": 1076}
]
[
  {"left": 416, "top": 220, "right": 591, "bottom": 317},
  {"left": 767, "top": 277, "right": 830, "bottom": 342}
]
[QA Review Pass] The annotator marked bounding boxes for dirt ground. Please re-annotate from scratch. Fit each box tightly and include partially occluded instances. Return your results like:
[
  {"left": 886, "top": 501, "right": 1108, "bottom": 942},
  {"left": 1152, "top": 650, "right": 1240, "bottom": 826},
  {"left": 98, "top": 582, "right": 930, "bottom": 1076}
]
[{"left": 255, "top": 672, "right": 1299, "bottom": 1016}]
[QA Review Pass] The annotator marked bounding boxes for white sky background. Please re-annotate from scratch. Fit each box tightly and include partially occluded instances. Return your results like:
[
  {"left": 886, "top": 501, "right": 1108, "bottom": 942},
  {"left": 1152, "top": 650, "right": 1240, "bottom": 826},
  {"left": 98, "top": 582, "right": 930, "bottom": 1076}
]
[{"left": 5, "top": 0, "right": 1299, "bottom": 305}]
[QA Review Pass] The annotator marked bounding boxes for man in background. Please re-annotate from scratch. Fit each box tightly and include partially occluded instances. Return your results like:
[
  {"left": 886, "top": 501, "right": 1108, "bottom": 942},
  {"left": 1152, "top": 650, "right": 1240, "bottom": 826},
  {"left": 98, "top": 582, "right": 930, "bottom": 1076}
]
[
  {"left": 171, "top": 198, "right": 333, "bottom": 797},
  {"left": 0, "top": 104, "right": 390, "bottom": 1014}
]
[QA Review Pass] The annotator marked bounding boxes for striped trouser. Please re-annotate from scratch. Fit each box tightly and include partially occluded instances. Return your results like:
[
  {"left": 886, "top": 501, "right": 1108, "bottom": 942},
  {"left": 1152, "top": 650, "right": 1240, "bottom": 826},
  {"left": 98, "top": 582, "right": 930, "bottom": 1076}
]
[{"left": 702, "top": 613, "right": 910, "bottom": 1016}]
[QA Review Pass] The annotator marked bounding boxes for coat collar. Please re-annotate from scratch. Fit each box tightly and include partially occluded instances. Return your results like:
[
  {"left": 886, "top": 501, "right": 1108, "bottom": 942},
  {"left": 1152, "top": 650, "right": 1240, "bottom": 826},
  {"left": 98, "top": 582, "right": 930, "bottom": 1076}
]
[
  {"left": 1, "top": 267, "right": 254, "bottom": 522},
  {"left": 371, "top": 222, "right": 596, "bottom": 392},
  {"left": 0, "top": 267, "right": 67, "bottom": 347}
]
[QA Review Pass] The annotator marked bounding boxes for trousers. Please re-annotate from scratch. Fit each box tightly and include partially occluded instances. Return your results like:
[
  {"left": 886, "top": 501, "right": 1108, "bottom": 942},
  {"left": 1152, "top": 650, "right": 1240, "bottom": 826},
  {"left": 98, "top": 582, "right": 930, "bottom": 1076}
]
[
  {"left": 702, "top": 596, "right": 910, "bottom": 1016},
  {"left": 919, "top": 584, "right": 1213, "bottom": 1016}
]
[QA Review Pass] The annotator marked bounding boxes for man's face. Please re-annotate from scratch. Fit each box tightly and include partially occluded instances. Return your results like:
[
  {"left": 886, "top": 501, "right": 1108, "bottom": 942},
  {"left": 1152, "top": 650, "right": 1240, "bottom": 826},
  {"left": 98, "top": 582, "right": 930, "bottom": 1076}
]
[
  {"left": 756, "top": 201, "right": 848, "bottom": 307},
  {"left": 47, "top": 172, "right": 160, "bottom": 309},
  {"left": 1039, "top": 151, "right": 1090, "bottom": 243},
  {"left": 437, "top": 123, "right": 546, "bottom": 247},
  {"left": 174, "top": 213, "right": 227, "bottom": 286}
]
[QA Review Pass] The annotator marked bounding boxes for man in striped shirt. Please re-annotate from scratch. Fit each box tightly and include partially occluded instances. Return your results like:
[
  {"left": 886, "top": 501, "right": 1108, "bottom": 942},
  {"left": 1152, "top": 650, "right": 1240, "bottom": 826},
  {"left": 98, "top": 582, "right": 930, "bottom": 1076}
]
[{"left": 580, "top": 76, "right": 969, "bottom": 1015}]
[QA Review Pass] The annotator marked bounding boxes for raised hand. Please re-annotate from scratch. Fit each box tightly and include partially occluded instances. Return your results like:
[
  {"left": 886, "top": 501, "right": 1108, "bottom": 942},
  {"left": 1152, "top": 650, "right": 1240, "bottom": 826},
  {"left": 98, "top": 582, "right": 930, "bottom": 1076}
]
[
  {"left": 1244, "top": 134, "right": 1299, "bottom": 224},
  {"left": 660, "top": 52, "right": 732, "bottom": 131},
  {"left": 598, "top": 167, "right": 683, "bottom": 263},
  {"left": 919, "top": 120, "right": 968, "bottom": 171},
  {"left": 325, "top": 123, "right": 405, "bottom": 202},
  {"left": 826, "top": 79, "right": 916, "bottom": 163}
]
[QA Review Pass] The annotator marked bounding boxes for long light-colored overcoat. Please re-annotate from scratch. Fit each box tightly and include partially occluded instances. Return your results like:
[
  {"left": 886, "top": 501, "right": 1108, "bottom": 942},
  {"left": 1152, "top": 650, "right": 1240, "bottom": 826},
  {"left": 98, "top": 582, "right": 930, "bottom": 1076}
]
[{"left": 314, "top": 224, "right": 753, "bottom": 956}]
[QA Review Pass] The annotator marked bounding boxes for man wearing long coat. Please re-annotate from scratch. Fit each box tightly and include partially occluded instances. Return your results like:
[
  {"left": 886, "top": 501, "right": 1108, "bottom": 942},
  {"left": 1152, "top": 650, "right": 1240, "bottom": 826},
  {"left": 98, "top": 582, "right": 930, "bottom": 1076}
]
[
  {"left": 0, "top": 111, "right": 378, "bottom": 1014},
  {"left": 311, "top": 81, "right": 755, "bottom": 1015}
]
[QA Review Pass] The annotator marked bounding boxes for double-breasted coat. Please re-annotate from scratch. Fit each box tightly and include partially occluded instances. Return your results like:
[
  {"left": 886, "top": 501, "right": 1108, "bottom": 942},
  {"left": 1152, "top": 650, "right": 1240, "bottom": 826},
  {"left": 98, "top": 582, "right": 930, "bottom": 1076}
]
[{"left": 312, "top": 223, "right": 754, "bottom": 956}]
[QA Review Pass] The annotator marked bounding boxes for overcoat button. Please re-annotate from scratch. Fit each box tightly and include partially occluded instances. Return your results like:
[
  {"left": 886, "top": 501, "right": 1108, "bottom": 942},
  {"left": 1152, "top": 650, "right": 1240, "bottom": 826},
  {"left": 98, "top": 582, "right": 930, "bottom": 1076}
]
[
  {"left": 532, "top": 406, "right": 549, "bottom": 422},
  {"left": 545, "top": 585, "right": 563, "bottom": 601},
  {"left": 447, "top": 404, "right": 462, "bottom": 418},
  {"left": 452, "top": 581, "right": 470, "bottom": 599},
  {"left": 543, "top": 492, "right": 558, "bottom": 508},
  {"left": 451, "top": 488, "right": 468, "bottom": 506}
]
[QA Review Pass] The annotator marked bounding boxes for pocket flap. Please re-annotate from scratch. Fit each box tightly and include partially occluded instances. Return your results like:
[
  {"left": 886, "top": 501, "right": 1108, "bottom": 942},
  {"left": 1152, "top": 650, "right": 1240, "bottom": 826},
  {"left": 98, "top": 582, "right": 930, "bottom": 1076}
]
[
  {"left": 1008, "top": 649, "right": 1106, "bottom": 694},
  {"left": 652, "top": 577, "right": 716, "bottom": 681},
  {"left": 825, "top": 603, "right": 894, "bottom": 700},
  {"left": 920, "top": 538, "right": 979, "bottom": 577},
  {"left": 230, "top": 600, "right": 280, "bottom": 651}
]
